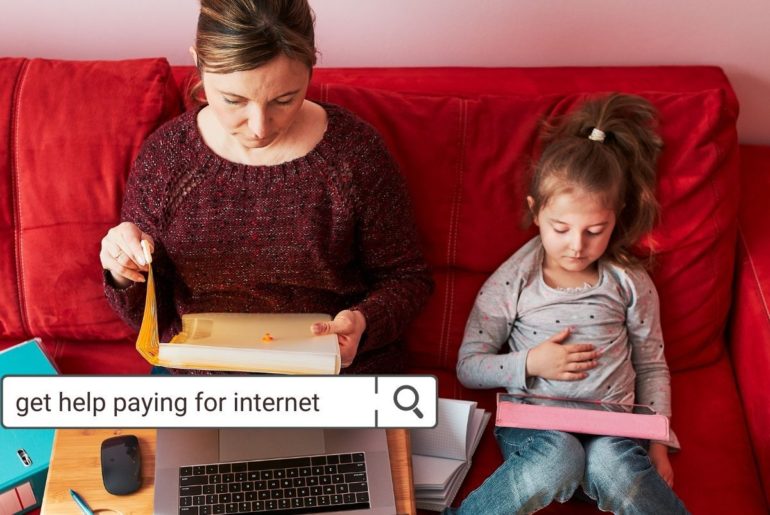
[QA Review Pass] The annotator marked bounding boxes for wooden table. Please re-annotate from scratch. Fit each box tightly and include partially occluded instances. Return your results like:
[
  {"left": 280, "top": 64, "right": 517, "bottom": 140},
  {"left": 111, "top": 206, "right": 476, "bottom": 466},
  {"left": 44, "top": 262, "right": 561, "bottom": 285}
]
[{"left": 41, "top": 428, "right": 415, "bottom": 515}]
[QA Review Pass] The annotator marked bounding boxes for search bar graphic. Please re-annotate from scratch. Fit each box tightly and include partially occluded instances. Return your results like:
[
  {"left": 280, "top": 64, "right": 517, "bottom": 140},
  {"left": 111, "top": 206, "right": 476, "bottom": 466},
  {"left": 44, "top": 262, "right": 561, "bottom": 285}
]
[{"left": 2, "top": 375, "right": 437, "bottom": 429}]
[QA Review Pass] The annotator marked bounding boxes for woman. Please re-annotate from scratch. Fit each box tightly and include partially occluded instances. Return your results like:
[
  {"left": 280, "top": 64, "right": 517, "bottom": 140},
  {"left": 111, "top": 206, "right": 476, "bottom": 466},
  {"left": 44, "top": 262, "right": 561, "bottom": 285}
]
[{"left": 99, "top": 0, "right": 432, "bottom": 373}]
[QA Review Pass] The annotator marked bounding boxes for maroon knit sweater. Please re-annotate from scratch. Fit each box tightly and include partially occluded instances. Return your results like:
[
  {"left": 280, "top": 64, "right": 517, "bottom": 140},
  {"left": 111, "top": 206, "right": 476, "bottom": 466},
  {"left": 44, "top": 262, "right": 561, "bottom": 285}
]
[{"left": 104, "top": 103, "right": 433, "bottom": 374}]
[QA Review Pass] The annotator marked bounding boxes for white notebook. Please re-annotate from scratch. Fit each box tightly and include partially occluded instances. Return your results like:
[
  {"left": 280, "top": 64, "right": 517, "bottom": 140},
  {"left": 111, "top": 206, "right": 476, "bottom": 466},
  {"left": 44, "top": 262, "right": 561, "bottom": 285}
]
[
  {"left": 411, "top": 398, "right": 490, "bottom": 511},
  {"left": 157, "top": 313, "right": 341, "bottom": 375}
]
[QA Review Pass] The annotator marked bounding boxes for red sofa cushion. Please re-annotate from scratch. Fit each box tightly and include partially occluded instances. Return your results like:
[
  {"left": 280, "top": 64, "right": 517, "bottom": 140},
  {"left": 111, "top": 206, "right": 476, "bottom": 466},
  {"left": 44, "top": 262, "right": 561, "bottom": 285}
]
[
  {"left": 0, "top": 58, "right": 181, "bottom": 341},
  {"left": 0, "top": 59, "right": 25, "bottom": 338},
  {"left": 311, "top": 83, "right": 738, "bottom": 374},
  {"left": 733, "top": 144, "right": 770, "bottom": 503}
]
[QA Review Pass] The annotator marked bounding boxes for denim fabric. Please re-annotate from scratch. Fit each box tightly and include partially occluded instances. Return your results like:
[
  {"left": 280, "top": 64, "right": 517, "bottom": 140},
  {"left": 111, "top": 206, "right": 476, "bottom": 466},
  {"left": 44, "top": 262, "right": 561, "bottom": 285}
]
[
  {"left": 445, "top": 428, "right": 689, "bottom": 515},
  {"left": 581, "top": 436, "right": 689, "bottom": 514}
]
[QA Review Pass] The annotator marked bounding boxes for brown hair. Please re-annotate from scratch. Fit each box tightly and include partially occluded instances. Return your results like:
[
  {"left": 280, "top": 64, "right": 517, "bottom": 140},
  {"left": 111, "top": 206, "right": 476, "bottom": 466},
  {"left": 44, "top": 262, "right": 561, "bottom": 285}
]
[
  {"left": 191, "top": 0, "right": 317, "bottom": 99},
  {"left": 528, "top": 93, "right": 663, "bottom": 266}
]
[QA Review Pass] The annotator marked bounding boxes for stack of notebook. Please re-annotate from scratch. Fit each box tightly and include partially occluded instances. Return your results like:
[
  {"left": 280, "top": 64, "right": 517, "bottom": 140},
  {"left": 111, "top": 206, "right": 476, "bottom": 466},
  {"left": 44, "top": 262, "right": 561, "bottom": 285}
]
[{"left": 410, "top": 398, "right": 489, "bottom": 511}]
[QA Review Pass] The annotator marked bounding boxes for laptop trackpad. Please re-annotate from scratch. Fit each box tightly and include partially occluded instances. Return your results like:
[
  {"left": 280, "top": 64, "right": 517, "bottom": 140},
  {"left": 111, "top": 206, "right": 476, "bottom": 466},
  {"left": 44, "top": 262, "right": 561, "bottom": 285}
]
[{"left": 218, "top": 428, "right": 325, "bottom": 461}]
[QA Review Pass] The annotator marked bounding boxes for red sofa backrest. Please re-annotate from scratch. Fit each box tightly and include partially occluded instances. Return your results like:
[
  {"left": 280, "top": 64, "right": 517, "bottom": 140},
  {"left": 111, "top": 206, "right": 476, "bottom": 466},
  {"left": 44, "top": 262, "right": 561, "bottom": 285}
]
[
  {"left": 1, "top": 61, "right": 739, "bottom": 382},
  {"left": 299, "top": 67, "right": 740, "bottom": 377},
  {"left": 0, "top": 58, "right": 180, "bottom": 342}
]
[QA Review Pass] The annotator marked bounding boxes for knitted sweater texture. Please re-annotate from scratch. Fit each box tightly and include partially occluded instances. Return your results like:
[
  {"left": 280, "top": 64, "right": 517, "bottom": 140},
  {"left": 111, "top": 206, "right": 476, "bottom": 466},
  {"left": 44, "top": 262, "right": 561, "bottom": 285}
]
[{"left": 104, "top": 103, "right": 433, "bottom": 374}]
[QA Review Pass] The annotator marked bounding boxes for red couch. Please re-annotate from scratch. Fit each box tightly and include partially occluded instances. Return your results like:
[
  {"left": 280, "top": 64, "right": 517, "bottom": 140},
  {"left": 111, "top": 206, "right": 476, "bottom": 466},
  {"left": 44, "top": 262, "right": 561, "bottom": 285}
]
[{"left": 1, "top": 57, "right": 768, "bottom": 514}]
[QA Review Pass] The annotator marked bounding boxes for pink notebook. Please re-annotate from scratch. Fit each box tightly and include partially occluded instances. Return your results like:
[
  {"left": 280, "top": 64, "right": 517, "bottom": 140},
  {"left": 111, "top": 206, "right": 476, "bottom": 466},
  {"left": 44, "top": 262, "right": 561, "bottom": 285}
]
[{"left": 495, "top": 393, "right": 670, "bottom": 441}]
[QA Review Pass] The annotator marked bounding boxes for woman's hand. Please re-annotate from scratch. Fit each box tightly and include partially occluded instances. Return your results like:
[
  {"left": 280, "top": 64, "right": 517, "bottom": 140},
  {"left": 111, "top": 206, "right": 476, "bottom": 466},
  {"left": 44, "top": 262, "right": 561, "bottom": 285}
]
[
  {"left": 525, "top": 328, "right": 600, "bottom": 380},
  {"left": 99, "top": 222, "right": 155, "bottom": 288},
  {"left": 648, "top": 442, "right": 674, "bottom": 487},
  {"left": 311, "top": 310, "right": 367, "bottom": 368}
]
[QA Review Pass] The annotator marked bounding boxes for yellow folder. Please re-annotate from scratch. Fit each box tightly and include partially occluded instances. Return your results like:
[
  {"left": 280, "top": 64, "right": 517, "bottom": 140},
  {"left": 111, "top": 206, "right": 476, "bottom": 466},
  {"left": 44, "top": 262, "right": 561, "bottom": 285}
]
[{"left": 135, "top": 263, "right": 341, "bottom": 375}]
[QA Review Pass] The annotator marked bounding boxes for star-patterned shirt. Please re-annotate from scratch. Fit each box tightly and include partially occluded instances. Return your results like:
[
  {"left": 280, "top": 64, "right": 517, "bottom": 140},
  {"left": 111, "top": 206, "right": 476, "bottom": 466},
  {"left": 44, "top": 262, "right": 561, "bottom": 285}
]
[{"left": 457, "top": 236, "right": 678, "bottom": 448}]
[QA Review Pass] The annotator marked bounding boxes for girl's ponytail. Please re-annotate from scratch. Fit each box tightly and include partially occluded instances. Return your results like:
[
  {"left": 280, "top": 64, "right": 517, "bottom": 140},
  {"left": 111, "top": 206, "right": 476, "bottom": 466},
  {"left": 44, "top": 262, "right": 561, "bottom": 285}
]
[{"left": 593, "top": 94, "right": 662, "bottom": 264}]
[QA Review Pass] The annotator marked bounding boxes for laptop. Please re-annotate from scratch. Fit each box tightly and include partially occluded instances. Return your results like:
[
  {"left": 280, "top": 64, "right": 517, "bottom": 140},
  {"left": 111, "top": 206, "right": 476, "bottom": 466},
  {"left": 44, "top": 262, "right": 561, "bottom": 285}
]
[{"left": 154, "top": 428, "right": 396, "bottom": 514}]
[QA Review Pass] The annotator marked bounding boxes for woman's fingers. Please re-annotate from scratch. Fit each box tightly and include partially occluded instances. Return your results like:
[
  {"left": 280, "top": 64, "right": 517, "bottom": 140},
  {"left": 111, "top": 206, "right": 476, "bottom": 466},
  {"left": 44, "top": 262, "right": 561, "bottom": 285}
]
[
  {"left": 119, "top": 230, "right": 148, "bottom": 268},
  {"left": 100, "top": 247, "right": 145, "bottom": 283},
  {"left": 101, "top": 239, "right": 137, "bottom": 271},
  {"left": 115, "top": 248, "right": 141, "bottom": 269},
  {"left": 311, "top": 318, "right": 350, "bottom": 336},
  {"left": 112, "top": 262, "right": 146, "bottom": 283},
  {"left": 311, "top": 312, "right": 355, "bottom": 336},
  {"left": 100, "top": 223, "right": 155, "bottom": 284},
  {"left": 311, "top": 311, "right": 366, "bottom": 369}
]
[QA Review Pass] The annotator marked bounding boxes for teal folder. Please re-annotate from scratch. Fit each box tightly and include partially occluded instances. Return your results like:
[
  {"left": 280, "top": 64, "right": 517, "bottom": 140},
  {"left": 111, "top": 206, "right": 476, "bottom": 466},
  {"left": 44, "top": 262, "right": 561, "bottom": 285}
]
[{"left": 0, "top": 338, "right": 57, "bottom": 514}]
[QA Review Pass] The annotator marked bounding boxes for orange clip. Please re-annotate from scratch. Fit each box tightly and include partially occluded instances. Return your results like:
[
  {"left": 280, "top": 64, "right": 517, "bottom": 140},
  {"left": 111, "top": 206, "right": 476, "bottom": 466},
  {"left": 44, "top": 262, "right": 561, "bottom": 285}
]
[{"left": 261, "top": 332, "right": 274, "bottom": 343}]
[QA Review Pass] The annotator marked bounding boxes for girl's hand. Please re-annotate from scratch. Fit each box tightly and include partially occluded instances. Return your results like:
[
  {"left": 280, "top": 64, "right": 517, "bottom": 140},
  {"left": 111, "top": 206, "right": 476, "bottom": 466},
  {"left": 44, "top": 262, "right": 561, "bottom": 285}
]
[
  {"left": 311, "top": 310, "right": 367, "bottom": 368},
  {"left": 99, "top": 222, "right": 155, "bottom": 288},
  {"left": 648, "top": 442, "right": 674, "bottom": 487},
  {"left": 525, "top": 328, "right": 600, "bottom": 380}
]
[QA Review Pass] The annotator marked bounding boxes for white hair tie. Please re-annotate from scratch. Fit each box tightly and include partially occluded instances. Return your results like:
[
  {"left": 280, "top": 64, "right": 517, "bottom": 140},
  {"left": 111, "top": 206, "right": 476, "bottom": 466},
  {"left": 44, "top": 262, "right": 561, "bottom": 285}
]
[{"left": 588, "top": 127, "right": 606, "bottom": 142}]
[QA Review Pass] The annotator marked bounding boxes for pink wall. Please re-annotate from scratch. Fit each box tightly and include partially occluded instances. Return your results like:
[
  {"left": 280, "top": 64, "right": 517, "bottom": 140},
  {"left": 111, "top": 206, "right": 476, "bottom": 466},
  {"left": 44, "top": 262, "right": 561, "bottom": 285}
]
[{"left": 1, "top": 0, "right": 768, "bottom": 143}]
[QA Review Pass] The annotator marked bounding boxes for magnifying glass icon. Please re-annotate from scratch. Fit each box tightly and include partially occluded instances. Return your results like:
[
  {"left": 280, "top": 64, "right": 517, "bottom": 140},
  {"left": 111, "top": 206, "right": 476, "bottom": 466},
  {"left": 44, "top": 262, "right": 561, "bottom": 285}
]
[{"left": 393, "top": 385, "right": 423, "bottom": 419}]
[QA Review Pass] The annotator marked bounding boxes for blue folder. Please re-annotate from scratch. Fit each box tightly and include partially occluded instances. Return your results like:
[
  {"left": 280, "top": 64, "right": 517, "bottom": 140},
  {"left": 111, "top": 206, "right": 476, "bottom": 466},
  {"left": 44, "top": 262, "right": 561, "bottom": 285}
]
[{"left": 0, "top": 338, "right": 58, "bottom": 514}]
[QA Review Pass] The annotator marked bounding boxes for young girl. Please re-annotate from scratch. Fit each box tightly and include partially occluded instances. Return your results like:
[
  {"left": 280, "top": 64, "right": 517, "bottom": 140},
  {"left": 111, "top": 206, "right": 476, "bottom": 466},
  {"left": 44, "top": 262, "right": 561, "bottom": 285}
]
[{"left": 449, "top": 94, "right": 689, "bottom": 514}]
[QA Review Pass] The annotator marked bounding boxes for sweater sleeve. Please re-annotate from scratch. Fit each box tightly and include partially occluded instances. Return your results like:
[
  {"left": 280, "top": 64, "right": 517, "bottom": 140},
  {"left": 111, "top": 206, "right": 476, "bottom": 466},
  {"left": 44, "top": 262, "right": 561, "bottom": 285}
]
[
  {"left": 456, "top": 257, "right": 529, "bottom": 390},
  {"left": 102, "top": 135, "right": 180, "bottom": 340},
  {"left": 624, "top": 267, "right": 680, "bottom": 450},
  {"left": 348, "top": 130, "right": 434, "bottom": 353}
]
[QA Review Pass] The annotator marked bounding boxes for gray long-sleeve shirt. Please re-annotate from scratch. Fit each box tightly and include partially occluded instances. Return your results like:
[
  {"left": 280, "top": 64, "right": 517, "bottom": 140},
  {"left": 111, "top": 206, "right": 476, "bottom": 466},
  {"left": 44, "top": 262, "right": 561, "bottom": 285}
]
[{"left": 457, "top": 236, "right": 678, "bottom": 448}]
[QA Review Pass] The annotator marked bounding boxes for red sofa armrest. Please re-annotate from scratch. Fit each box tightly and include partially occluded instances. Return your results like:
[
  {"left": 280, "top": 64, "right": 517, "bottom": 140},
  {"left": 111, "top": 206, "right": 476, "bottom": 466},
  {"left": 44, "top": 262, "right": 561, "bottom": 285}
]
[{"left": 730, "top": 144, "right": 770, "bottom": 504}]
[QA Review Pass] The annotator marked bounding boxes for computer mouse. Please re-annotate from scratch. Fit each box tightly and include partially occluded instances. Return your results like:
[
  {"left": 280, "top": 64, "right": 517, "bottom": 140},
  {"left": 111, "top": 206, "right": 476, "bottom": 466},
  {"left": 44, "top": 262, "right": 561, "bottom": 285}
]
[{"left": 101, "top": 434, "right": 142, "bottom": 495}]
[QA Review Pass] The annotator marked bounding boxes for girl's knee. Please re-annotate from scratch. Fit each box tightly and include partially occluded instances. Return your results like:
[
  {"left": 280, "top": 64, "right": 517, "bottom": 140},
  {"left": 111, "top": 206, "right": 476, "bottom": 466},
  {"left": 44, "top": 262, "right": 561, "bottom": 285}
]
[
  {"left": 582, "top": 437, "right": 686, "bottom": 513},
  {"left": 545, "top": 432, "right": 585, "bottom": 485},
  {"left": 497, "top": 429, "right": 584, "bottom": 486},
  {"left": 584, "top": 437, "right": 649, "bottom": 486},
  {"left": 511, "top": 431, "right": 583, "bottom": 489}
]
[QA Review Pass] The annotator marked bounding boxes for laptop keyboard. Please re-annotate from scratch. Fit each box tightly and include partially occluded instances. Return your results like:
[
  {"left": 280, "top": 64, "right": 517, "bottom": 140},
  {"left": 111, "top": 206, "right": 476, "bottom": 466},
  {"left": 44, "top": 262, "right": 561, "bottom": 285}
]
[{"left": 178, "top": 452, "right": 371, "bottom": 514}]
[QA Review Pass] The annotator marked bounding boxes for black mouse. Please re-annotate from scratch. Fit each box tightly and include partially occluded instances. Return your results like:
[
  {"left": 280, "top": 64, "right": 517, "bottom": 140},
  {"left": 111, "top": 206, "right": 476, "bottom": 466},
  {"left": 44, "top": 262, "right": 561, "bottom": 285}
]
[{"left": 101, "top": 434, "right": 142, "bottom": 495}]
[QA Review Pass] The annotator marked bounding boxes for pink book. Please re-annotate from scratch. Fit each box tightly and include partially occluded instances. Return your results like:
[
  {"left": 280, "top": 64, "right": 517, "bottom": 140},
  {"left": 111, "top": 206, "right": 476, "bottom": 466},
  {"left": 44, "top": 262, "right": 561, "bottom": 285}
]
[{"left": 495, "top": 393, "right": 670, "bottom": 441}]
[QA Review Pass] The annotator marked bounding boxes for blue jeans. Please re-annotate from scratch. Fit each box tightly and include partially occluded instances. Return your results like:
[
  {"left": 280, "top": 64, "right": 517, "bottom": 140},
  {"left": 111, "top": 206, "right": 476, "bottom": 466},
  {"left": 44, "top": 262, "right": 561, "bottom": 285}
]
[{"left": 445, "top": 427, "right": 689, "bottom": 515}]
